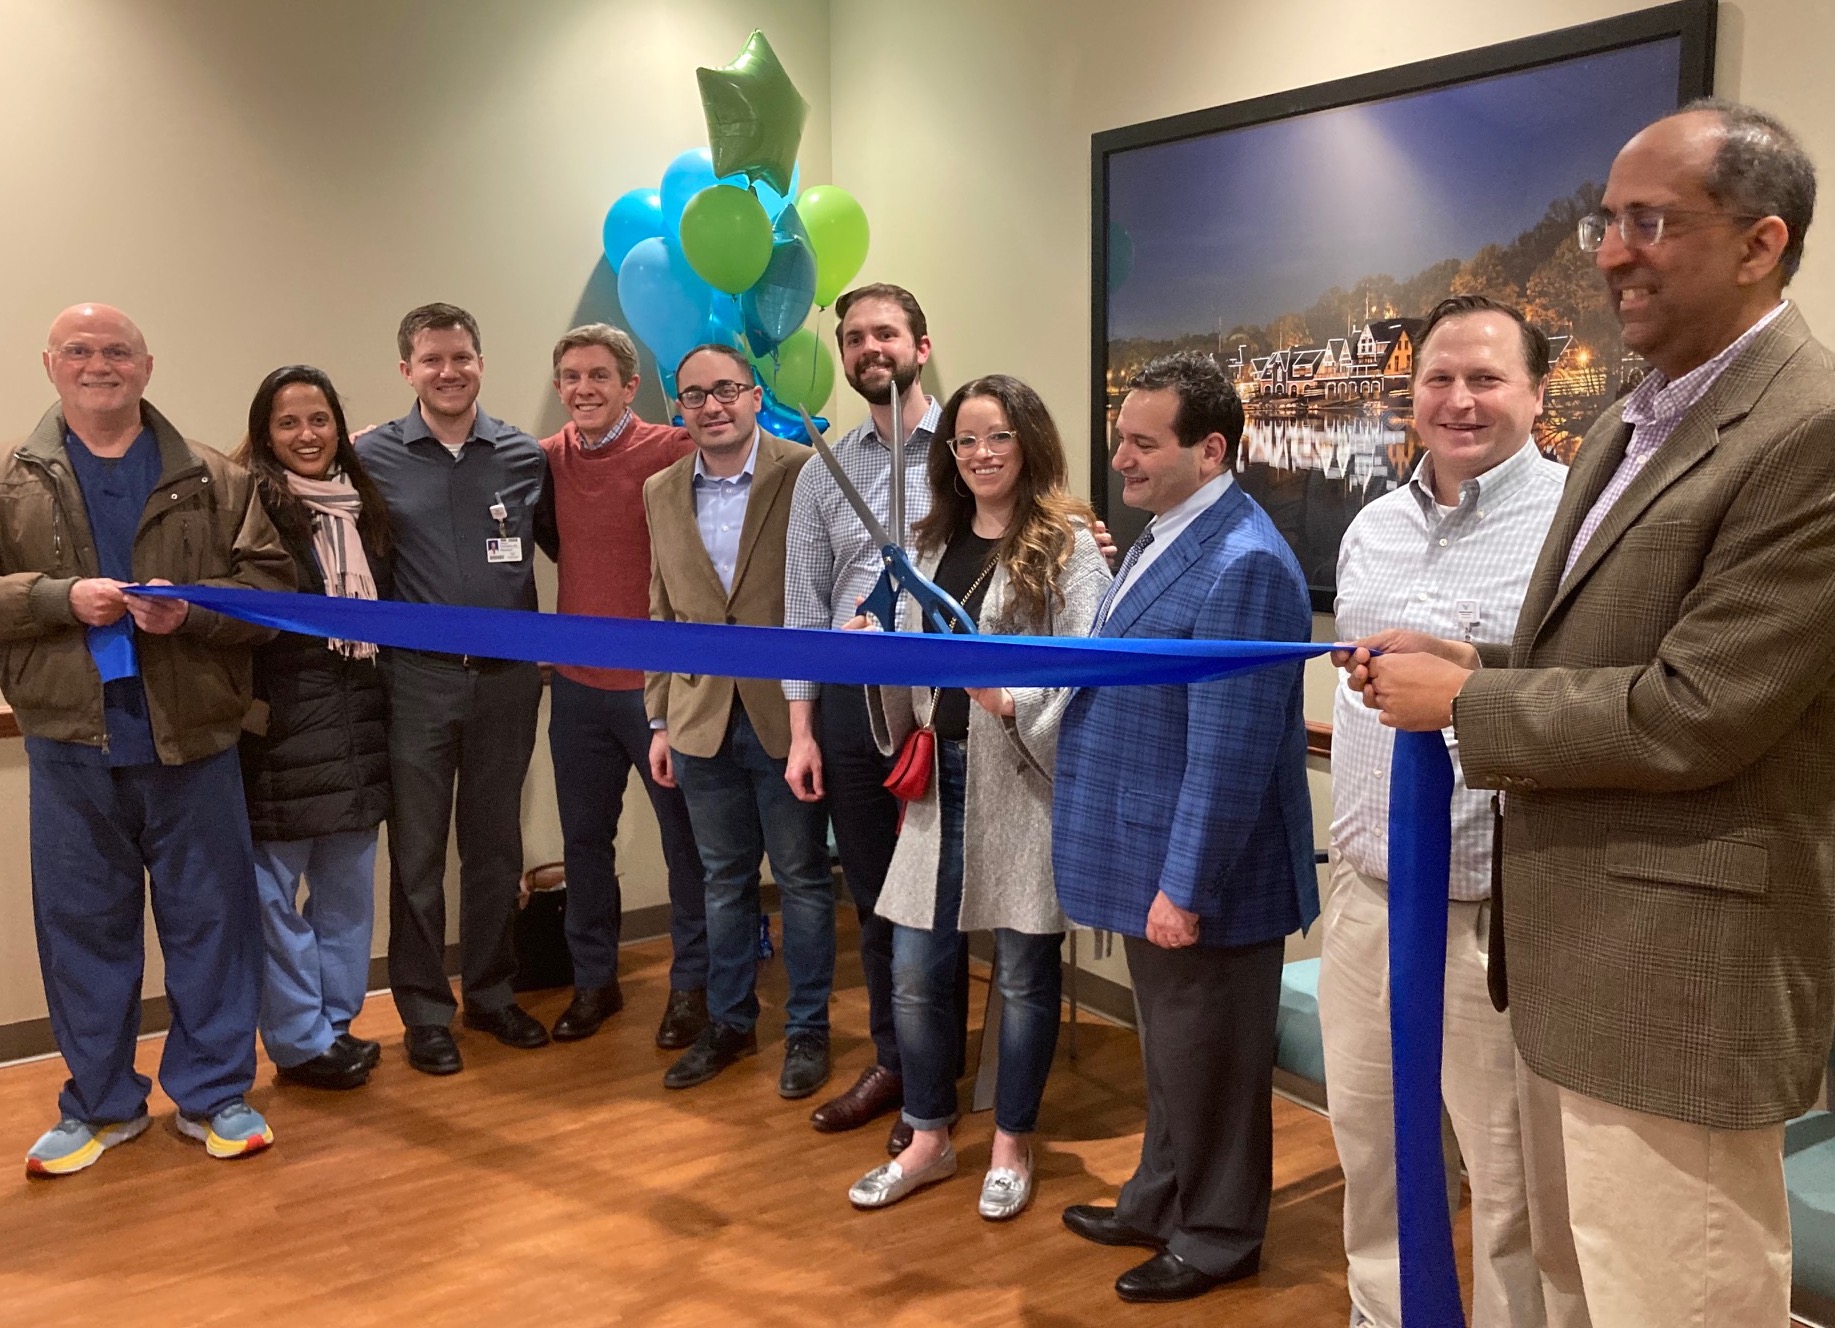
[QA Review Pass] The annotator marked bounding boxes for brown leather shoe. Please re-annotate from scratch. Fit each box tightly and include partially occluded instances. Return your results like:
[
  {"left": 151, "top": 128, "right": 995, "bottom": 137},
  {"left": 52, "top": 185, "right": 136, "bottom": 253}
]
[
  {"left": 886, "top": 1116, "right": 913, "bottom": 1156},
  {"left": 654, "top": 988, "right": 708, "bottom": 1050},
  {"left": 809, "top": 1065, "right": 903, "bottom": 1133}
]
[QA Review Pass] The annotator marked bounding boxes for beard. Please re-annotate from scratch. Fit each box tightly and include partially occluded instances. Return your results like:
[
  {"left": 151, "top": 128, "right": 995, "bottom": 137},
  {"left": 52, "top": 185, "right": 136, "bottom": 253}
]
[{"left": 846, "top": 353, "right": 922, "bottom": 405}]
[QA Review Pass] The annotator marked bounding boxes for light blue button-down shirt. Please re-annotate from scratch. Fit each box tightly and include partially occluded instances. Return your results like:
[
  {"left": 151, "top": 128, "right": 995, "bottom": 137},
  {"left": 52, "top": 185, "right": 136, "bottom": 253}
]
[{"left": 691, "top": 431, "right": 759, "bottom": 594}]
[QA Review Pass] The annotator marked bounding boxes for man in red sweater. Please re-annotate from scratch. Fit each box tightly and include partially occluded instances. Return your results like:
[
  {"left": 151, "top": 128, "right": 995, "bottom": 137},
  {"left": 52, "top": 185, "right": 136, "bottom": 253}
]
[{"left": 533, "top": 324, "right": 709, "bottom": 1048}]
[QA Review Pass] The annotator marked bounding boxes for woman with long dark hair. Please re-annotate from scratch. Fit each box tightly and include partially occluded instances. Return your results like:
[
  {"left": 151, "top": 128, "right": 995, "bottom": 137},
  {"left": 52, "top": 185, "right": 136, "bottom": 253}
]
[
  {"left": 845, "top": 374, "right": 1110, "bottom": 1219},
  {"left": 233, "top": 365, "right": 391, "bottom": 1090}
]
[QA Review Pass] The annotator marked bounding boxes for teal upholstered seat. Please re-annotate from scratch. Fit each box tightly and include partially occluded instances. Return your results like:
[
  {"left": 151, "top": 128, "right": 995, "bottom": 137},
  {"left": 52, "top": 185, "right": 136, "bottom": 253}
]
[{"left": 1276, "top": 958, "right": 1326, "bottom": 1087}]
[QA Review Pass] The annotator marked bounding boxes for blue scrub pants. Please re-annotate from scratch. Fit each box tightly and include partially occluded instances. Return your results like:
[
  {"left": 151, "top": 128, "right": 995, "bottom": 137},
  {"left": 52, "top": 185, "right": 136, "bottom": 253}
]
[
  {"left": 28, "top": 741, "right": 262, "bottom": 1123},
  {"left": 252, "top": 829, "right": 379, "bottom": 1067}
]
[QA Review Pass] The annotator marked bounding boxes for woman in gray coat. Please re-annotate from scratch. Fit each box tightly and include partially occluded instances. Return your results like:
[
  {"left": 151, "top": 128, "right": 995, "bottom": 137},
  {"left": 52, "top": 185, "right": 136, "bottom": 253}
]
[{"left": 845, "top": 375, "right": 1110, "bottom": 1220}]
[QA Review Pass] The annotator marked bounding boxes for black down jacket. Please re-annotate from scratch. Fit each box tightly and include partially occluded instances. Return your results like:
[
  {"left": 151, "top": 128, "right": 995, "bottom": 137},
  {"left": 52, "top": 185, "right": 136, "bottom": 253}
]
[{"left": 238, "top": 514, "right": 390, "bottom": 842}]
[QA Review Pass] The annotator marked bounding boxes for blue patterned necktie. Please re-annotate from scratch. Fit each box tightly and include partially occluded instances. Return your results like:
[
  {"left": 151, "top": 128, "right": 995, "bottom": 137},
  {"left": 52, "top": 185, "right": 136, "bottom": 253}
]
[{"left": 1091, "top": 528, "right": 1155, "bottom": 634}]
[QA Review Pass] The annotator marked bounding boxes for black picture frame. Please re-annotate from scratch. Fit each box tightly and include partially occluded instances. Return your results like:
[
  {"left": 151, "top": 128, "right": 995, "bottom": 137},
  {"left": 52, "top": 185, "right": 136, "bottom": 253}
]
[{"left": 1090, "top": 0, "right": 1717, "bottom": 612}]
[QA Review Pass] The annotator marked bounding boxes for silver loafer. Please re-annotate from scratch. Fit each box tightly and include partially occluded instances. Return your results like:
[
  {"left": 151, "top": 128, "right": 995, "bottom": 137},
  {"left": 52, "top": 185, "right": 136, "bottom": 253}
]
[
  {"left": 978, "top": 1149, "right": 1034, "bottom": 1220},
  {"left": 847, "top": 1145, "right": 958, "bottom": 1209}
]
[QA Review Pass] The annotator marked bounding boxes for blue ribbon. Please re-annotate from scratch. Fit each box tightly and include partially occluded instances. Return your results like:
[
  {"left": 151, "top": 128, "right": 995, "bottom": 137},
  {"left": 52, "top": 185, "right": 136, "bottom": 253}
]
[
  {"left": 87, "top": 619, "right": 139, "bottom": 682},
  {"left": 1388, "top": 729, "right": 1464, "bottom": 1327},
  {"left": 127, "top": 585, "right": 1327, "bottom": 688},
  {"left": 130, "top": 582, "right": 1466, "bottom": 1319}
]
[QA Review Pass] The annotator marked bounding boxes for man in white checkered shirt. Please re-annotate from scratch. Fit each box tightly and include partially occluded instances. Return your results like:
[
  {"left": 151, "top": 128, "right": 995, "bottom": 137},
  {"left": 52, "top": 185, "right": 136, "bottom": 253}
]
[{"left": 1324, "top": 296, "right": 1564, "bottom": 1328}]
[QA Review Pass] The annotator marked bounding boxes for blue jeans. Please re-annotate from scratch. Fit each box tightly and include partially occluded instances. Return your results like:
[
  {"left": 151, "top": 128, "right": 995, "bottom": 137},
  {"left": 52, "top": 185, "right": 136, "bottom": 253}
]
[
  {"left": 549, "top": 674, "right": 708, "bottom": 991},
  {"left": 252, "top": 829, "right": 378, "bottom": 1067},
  {"left": 892, "top": 740, "right": 1065, "bottom": 1134},
  {"left": 670, "top": 704, "right": 835, "bottom": 1036},
  {"left": 28, "top": 741, "right": 261, "bottom": 1122}
]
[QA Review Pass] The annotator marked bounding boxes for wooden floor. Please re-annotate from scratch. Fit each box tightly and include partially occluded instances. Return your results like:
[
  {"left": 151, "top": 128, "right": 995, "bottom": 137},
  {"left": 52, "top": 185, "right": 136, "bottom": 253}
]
[{"left": 0, "top": 923, "right": 1472, "bottom": 1327}]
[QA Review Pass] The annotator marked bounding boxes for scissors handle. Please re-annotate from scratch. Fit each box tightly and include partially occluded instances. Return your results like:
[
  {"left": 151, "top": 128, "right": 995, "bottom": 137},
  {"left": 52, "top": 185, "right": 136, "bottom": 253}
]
[{"left": 872, "top": 546, "right": 979, "bottom": 636}]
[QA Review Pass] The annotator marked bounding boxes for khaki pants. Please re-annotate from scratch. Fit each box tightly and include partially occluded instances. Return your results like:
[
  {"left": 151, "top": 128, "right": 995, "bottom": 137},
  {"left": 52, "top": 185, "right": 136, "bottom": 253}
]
[
  {"left": 1515, "top": 1057, "right": 1791, "bottom": 1328},
  {"left": 1319, "top": 857, "right": 1544, "bottom": 1328}
]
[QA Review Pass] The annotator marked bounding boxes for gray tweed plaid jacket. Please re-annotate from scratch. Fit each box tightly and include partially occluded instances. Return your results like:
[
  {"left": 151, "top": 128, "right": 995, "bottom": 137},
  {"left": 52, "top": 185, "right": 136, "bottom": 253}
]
[{"left": 1457, "top": 302, "right": 1835, "bottom": 1130}]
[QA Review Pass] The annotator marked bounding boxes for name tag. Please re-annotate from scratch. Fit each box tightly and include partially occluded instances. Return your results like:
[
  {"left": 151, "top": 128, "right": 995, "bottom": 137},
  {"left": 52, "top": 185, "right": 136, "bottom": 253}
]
[{"left": 486, "top": 537, "right": 524, "bottom": 564}]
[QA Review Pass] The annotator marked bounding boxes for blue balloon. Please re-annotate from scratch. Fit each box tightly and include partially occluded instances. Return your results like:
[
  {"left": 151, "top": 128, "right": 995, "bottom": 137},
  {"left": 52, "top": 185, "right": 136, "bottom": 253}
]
[
  {"left": 602, "top": 188, "right": 665, "bottom": 269},
  {"left": 753, "top": 163, "right": 802, "bottom": 220},
  {"left": 660, "top": 148, "right": 718, "bottom": 235},
  {"left": 757, "top": 384, "right": 826, "bottom": 443},
  {"left": 617, "top": 237, "right": 715, "bottom": 370},
  {"left": 659, "top": 148, "right": 748, "bottom": 237},
  {"left": 739, "top": 204, "right": 817, "bottom": 354},
  {"left": 705, "top": 295, "right": 746, "bottom": 348}
]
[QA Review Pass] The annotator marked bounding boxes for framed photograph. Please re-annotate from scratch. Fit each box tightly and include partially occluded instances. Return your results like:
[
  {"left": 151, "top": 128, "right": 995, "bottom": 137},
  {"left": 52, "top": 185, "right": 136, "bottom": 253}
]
[{"left": 1090, "top": 0, "right": 1716, "bottom": 611}]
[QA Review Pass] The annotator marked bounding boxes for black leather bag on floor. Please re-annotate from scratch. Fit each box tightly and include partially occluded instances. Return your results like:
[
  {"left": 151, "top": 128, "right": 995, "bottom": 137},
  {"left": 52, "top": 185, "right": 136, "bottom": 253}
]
[{"left": 512, "top": 880, "right": 574, "bottom": 993}]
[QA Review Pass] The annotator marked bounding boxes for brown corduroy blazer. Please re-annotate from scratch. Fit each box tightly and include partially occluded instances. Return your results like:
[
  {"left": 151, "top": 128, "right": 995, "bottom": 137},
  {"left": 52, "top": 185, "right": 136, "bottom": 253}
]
[
  {"left": 642, "top": 431, "right": 809, "bottom": 760},
  {"left": 1457, "top": 302, "right": 1835, "bottom": 1130}
]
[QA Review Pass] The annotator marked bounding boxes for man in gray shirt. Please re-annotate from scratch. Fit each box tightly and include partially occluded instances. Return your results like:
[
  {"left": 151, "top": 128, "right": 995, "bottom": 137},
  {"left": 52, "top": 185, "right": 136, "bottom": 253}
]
[{"left": 355, "top": 302, "right": 549, "bottom": 1075}]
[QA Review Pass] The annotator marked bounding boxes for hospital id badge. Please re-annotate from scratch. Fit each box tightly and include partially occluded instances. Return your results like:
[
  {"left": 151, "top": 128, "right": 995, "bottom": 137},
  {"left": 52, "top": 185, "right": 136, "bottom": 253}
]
[{"left": 486, "top": 537, "right": 524, "bottom": 563}]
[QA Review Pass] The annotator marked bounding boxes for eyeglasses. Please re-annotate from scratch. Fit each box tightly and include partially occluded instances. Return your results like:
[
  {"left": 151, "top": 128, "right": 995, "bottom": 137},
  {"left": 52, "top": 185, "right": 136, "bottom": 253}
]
[
  {"left": 677, "top": 380, "right": 748, "bottom": 410},
  {"left": 947, "top": 430, "right": 1018, "bottom": 457},
  {"left": 54, "top": 343, "right": 138, "bottom": 365},
  {"left": 1577, "top": 206, "right": 1764, "bottom": 252}
]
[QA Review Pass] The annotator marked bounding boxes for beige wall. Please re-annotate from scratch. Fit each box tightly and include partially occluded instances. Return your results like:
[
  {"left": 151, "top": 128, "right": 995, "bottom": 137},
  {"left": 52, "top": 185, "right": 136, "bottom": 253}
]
[
  {"left": 0, "top": 0, "right": 832, "bottom": 1026},
  {"left": 5, "top": 0, "right": 1834, "bottom": 1024}
]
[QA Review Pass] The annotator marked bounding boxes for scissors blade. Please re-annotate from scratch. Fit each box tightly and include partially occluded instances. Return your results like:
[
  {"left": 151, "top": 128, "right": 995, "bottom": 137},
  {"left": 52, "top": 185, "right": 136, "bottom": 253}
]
[
  {"left": 888, "top": 375, "right": 905, "bottom": 549},
  {"left": 799, "top": 406, "right": 895, "bottom": 549}
]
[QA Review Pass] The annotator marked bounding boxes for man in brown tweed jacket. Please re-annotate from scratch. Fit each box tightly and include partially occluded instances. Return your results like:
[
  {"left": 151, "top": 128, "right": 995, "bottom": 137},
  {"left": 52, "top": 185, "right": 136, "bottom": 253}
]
[{"left": 1346, "top": 100, "right": 1835, "bottom": 1326}]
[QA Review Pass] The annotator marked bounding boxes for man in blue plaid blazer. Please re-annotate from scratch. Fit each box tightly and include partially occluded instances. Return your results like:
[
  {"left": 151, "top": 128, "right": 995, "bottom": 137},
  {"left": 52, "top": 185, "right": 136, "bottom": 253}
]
[{"left": 1053, "top": 352, "right": 1316, "bottom": 1304}]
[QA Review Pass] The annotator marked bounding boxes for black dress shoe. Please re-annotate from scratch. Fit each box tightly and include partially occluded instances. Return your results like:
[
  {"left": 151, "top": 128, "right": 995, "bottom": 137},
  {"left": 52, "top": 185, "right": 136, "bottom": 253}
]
[
  {"left": 654, "top": 988, "right": 708, "bottom": 1050},
  {"left": 662, "top": 1022, "right": 758, "bottom": 1089},
  {"left": 778, "top": 1032, "right": 830, "bottom": 1099},
  {"left": 276, "top": 1038, "right": 371, "bottom": 1090},
  {"left": 462, "top": 1003, "right": 550, "bottom": 1049},
  {"left": 336, "top": 1032, "right": 382, "bottom": 1071},
  {"left": 552, "top": 983, "right": 624, "bottom": 1042},
  {"left": 1061, "top": 1204, "right": 1165, "bottom": 1250},
  {"left": 404, "top": 1024, "right": 463, "bottom": 1076},
  {"left": 1114, "top": 1250, "right": 1244, "bottom": 1303}
]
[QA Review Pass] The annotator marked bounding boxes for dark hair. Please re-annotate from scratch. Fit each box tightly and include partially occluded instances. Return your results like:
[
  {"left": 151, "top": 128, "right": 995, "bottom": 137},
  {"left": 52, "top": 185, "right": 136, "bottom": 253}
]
[
  {"left": 233, "top": 366, "right": 391, "bottom": 558},
  {"left": 1680, "top": 97, "right": 1818, "bottom": 283},
  {"left": 1414, "top": 295, "right": 1552, "bottom": 381},
  {"left": 833, "top": 284, "right": 928, "bottom": 345},
  {"left": 674, "top": 342, "right": 755, "bottom": 385},
  {"left": 396, "top": 302, "right": 481, "bottom": 361},
  {"left": 913, "top": 374, "right": 1094, "bottom": 629},
  {"left": 1127, "top": 352, "right": 1246, "bottom": 464}
]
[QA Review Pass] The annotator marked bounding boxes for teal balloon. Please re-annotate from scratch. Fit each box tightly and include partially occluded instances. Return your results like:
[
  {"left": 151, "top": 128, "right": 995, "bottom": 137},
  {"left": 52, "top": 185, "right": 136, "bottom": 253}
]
[
  {"left": 617, "top": 236, "right": 714, "bottom": 370},
  {"left": 602, "top": 188, "right": 664, "bottom": 268},
  {"left": 660, "top": 148, "right": 724, "bottom": 233},
  {"left": 753, "top": 163, "right": 801, "bottom": 220},
  {"left": 740, "top": 205, "right": 816, "bottom": 354},
  {"left": 696, "top": 30, "right": 808, "bottom": 196},
  {"left": 1107, "top": 222, "right": 1135, "bottom": 293},
  {"left": 705, "top": 295, "right": 746, "bottom": 348}
]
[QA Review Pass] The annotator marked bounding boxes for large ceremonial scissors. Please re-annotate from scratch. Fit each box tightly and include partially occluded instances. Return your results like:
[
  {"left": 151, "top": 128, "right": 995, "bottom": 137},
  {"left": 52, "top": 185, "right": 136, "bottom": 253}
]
[{"left": 796, "top": 378, "right": 978, "bottom": 636}]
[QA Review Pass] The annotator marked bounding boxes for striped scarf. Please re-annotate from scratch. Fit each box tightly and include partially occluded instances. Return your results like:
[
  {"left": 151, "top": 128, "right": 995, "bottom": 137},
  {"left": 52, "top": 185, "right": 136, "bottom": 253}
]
[{"left": 284, "top": 470, "right": 379, "bottom": 659}]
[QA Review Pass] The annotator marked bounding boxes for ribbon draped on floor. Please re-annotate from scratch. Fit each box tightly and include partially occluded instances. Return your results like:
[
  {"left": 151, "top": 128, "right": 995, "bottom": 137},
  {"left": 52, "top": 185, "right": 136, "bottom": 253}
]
[{"left": 128, "top": 583, "right": 1466, "bottom": 1324}]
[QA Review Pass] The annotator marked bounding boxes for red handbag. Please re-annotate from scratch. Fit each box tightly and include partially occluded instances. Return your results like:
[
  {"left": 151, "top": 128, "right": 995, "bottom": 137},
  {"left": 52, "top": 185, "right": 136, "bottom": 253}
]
[{"left": 883, "top": 723, "right": 935, "bottom": 800}]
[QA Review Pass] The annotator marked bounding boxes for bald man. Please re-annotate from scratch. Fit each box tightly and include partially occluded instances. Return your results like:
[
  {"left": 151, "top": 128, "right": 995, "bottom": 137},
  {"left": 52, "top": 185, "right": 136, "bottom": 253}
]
[{"left": 0, "top": 305, "right": 294, "bottom": 1175}]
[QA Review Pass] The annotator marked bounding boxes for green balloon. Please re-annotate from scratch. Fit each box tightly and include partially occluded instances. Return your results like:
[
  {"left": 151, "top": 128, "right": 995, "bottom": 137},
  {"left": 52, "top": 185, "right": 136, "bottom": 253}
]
[
  {"left": 797, "top": 185, "right": 870, "bottom": 308},
  {"left": 751, "top": 327, "right": 834, "bottom": 413},
  {"left": 679, "top": 184, "right": 773, "bottom": 294},
  {"left": 697, "top": 31, "right": 808, "bottom": 197}
]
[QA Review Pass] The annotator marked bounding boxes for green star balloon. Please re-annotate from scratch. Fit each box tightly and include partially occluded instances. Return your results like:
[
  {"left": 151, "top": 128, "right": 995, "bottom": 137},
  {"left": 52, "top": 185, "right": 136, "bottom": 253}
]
[{"left": 696, "top": 30, "right": 808, "bottom": 197}]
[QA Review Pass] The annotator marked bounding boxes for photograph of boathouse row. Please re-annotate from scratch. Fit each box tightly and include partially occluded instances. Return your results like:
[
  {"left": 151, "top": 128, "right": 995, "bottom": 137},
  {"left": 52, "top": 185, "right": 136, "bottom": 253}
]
[{"left": 1096, "top": 29, "right": 1689, "bottom": 604}]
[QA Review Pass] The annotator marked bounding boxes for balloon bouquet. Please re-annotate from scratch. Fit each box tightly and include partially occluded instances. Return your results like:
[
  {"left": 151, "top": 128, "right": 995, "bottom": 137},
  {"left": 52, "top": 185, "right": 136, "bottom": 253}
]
[{"left": 601, "top": 32, "right": 870, "bottom": 443}]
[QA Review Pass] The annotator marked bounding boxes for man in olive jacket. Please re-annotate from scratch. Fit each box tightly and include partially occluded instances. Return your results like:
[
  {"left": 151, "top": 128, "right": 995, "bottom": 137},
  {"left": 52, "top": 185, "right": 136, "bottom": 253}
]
[
  {"left": 1353, "top": 103, "right": 1835, "bottom": 1325},
  {"left": 0, "top": 303, "right": 294, "bottom": 1176}
]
